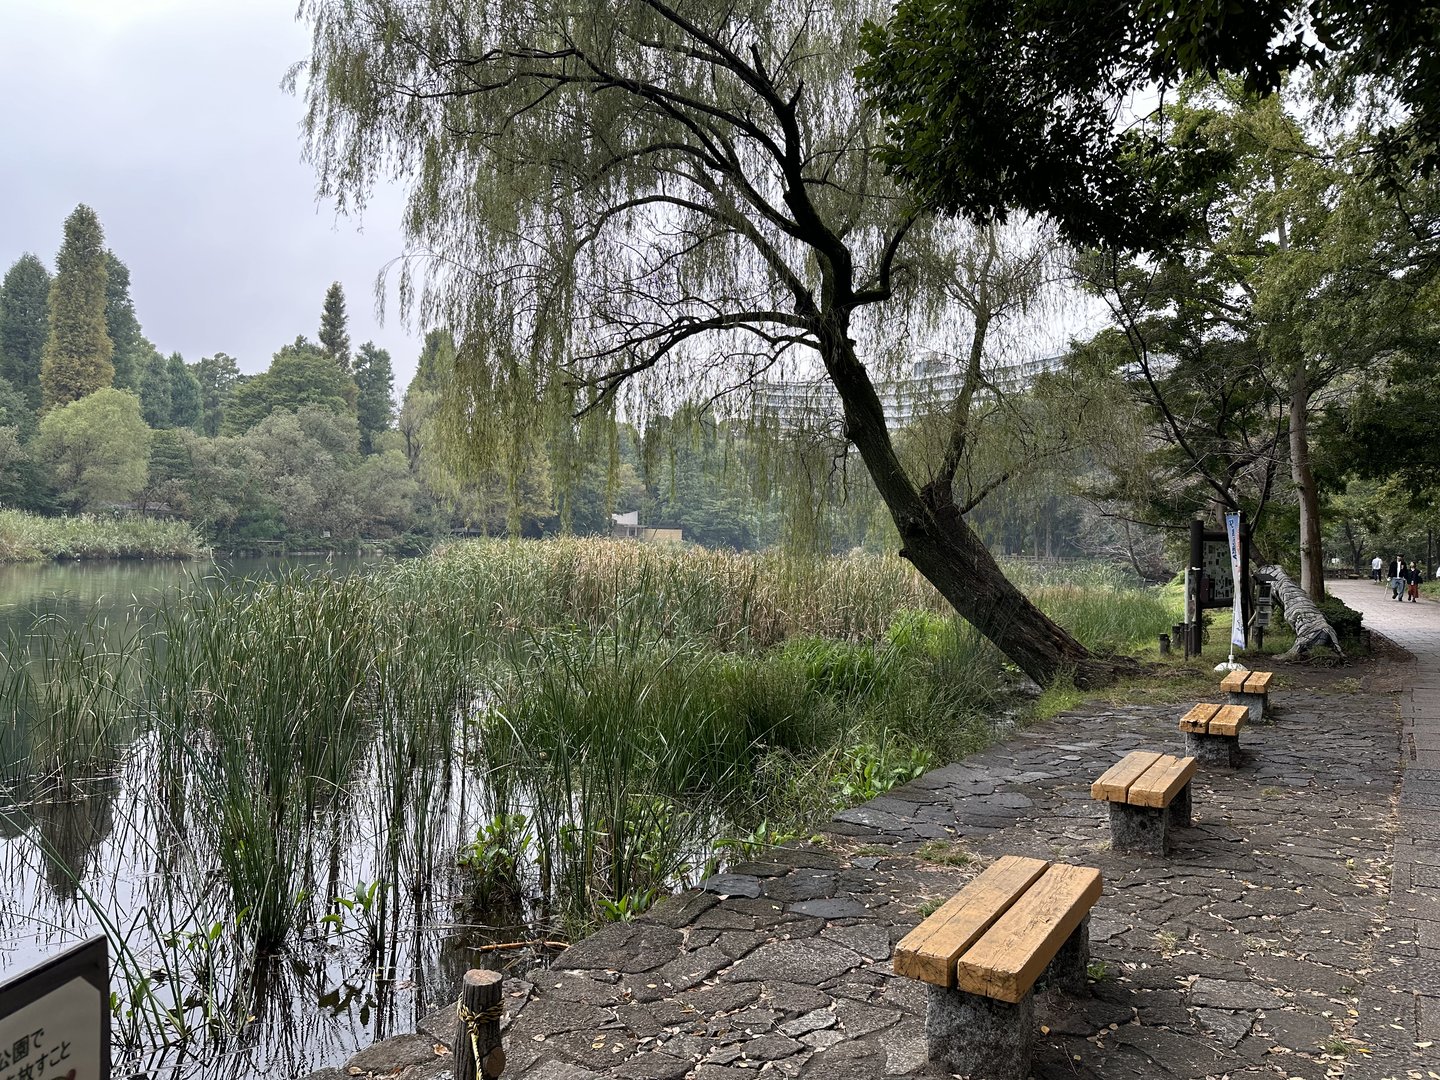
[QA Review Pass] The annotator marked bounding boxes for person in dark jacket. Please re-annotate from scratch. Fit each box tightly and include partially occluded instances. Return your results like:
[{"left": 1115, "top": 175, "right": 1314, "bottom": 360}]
[{"left": 1408, "top": 562, "right": 1424, "bottom": 602}]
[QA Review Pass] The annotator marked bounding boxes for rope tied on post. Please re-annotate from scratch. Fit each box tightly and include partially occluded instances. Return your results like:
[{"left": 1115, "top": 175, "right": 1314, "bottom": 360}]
[
  {"left": 454, "top": 968, "right": 506, "bottom": 1079},
  {"left": 458, "top": 1000, "right": 505, "bottom": 1073}
]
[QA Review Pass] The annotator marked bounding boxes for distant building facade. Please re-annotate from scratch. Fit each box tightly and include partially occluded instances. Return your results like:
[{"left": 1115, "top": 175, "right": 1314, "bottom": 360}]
[
  {"left": 611, "top": 510, "right": 684, "bottom": 544},
  {"left": 754, "top": 353, "right": 1065, "bottom": 430}
]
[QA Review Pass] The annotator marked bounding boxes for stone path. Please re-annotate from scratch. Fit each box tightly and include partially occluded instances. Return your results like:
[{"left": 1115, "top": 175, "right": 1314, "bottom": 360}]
[
  {"left": 312, "top": 592, "right": 1440, "bottom": 1080},
  {"left": 1328, "top": 580, "right": 1440, "bottom": 1072}
]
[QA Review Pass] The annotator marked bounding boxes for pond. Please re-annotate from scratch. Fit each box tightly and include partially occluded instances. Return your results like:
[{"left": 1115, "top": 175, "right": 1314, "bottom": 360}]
[
  {"left": 0, "top": 540, "right": 1024, "bottom": 1080},
  {"left": 0, "top": 556, "right": 501, "bottom": 1080}
]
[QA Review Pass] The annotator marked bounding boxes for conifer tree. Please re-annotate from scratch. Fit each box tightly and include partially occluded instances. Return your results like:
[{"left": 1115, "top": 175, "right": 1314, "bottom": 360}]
[
  {"left": 40, "top": 205, "right": 114, "bottom": 407},
  {"left": 168, "top": 352, "right": 202, "bottom": 429},
  {"left": 139, "top": 347, "right": 172, "bottom": 427},
  {"left": 353, "top": 341, "right": 395, "bottom": 454},
  {"left": 0, "top": 254, "right": 52, "bottom": 411},
  {"left": 318, "top": 282, "right": 351, "bottom": 371},
  {"left": 103, "top": 251, "right": 146, "bottom": 391},
  {"left": 194, "top": 352, "right": 241, "bottom": 436}
]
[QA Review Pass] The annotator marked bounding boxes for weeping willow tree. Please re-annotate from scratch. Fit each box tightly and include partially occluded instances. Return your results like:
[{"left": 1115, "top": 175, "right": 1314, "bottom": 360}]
[{"left": 294, "top": 0, "right": 1131, "bottom": 686}]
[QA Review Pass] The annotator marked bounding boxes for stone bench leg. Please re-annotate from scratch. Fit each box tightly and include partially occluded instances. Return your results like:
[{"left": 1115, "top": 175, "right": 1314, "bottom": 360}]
[
  {"left": 926, "top": 983, "right": 1033, "bottom": 1079},
  {"left": 1109, "top": 801, "right": 1168, "bottom": 854},
  {"left": 1168, "top": 782, "right": 1192, "bottom": 829},
  {"left": 1186, "top": 731, "right": 1240, "bottom": 767},
  {"left": 1227, "top": 691, "right": 1268, "bottom": 724},
  {"left": 1039, "top": 915, "right": 1090, "bottom": 993}
]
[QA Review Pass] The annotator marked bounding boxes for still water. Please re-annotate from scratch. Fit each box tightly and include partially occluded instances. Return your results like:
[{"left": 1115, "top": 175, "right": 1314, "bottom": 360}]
[{"left": 0, "top": 557, "right": 498, "bottom": 1080}]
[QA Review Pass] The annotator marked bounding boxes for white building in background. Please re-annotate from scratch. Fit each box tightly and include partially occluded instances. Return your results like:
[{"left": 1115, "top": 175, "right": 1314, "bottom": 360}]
[{"left": 754, "top": 353, "right": 1065, "bottom": 431}]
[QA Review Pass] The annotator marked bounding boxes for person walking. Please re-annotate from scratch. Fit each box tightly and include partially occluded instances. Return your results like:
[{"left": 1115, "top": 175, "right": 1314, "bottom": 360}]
[
  {"left": 1373, "top": 554, "right": 1384, "bottom": 582},
  {"left": 1408, "top": 562, "right": 1423, "bottom": 602},
  {"left": 1393, "top": 558, "right": 1407, "bottom": 600}
]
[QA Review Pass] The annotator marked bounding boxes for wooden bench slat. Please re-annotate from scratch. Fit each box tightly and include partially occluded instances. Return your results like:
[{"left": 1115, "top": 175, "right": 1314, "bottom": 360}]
[
  {"left": 1128, "top": 755, "right": 1197, "bottom": 808},
  {"left": 1207, "top": 704, "right": 1249, "bottom": 736},
  {"left": 893, "top": 855, "right": 1049, "bottom": 986},
  {"left": 1243, "top": 671, "right": 1272, "bottom": 693},
  {"left": 954, "top": 864, "right": 1103, "bottom": 1004},
  {"left": 1091, "top": 751, "right": 1163, "bottom": 802},
  {"left": 1219, "top": 670, "right": 1248, "bottom": 693},
  {"left": 1179, "top": 702, "right": 1222, "bottom": 733}
]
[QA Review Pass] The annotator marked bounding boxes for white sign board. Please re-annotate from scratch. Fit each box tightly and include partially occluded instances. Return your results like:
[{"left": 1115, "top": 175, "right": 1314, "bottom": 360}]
[{"left": 0, "top": 939, "right": 108, "bottom": 1080}]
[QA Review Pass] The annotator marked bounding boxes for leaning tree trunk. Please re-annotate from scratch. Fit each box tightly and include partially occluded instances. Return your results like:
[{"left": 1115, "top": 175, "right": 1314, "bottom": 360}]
[
  {"left": 1289, "top": 368, "right": 1326, "bottom": 601},
  {"left": 900, "top": 502, "right": 1122, "bottom": 687},
  {"left": 1256, "top": 564, "right": 1342, "bottom": 658},
  {"left": 820, "top": 323, "right": 1125, "bottom": 689}
]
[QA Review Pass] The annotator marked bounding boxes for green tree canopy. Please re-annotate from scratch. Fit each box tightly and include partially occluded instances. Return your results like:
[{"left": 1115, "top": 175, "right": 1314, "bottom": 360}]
[
  {"left": 0, "top": 253, "right": 52, "bottom": 410},
  {"left": 297, "top": 0, "right": 1122, "bottom": 685},
  {"left": 194, "top": 352, "right": 241, "bottom": 436},
  {"left": 168, "top": 352, "right": 202, "bottom": 429},
  {"left": 33, "top": 388, "right": 150, "bottom": 510},
  {"left": 103, "top": 251, "right": 146, "bottom": 391},
  {"left": 318, "top": 282, "right": 351, "bottom": 370},
  {"left": 858, "top": 0, "right": 1440, "bottom": 253},
  {"left": 223, "top": 337, "right": 358, "bottom": 435},
  {"left": 139, "top": 346, "right": 172, "bottom": 427},
  {"left": 40, "top": 205, "right": 115, "bottom": 407},
  {"left": 353, "top": 340, "right": 394, "bottom": 454}
]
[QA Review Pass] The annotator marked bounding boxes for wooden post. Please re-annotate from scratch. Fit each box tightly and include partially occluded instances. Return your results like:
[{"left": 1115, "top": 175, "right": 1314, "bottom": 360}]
[{"left": 453, "top": 968, "right": 505, "bottom": 1080}]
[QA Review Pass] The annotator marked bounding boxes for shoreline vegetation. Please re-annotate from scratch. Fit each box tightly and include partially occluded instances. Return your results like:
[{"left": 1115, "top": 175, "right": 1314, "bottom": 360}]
[
  {"left": 0, "top": 537, "right": 1324, "bottom": 1076},
  {"left": 0, "top": 508, "right": 209, "bottom": 562}
]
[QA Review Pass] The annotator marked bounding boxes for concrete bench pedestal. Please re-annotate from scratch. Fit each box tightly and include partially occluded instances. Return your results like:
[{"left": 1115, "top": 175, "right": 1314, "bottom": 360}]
[
  {"left": 1179, "top": 703, "right": 1248, "bottom": 769},
  {"left": 923, "top": 916, "right": 1090, "bottom": 1079},
  {"left": 894, "top": 857, "right": 1102, "bottom": 1080},
  {"left": 1092, "top": 751, "right": 1198, "bottom": 855},
  {"left": 1186, "top": 730, "right": 1240, "bottom": 767},
  {"left": 1221, "top": 670, "right": 1273, "bottom": 724}
]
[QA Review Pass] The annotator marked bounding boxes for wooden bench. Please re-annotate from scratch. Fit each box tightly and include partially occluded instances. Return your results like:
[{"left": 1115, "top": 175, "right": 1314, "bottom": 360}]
[
  {"left": 1179, "top": 702, "right": 1248, "bottom": 766},
  {"left": 1091, "top": 750, "right": 1197, "bottom": 854},
  {"left": 1221, "top": 669, "right": 1273, "bottom": 722},
  {"left": 894, "top": 855, "right": 1103, "bottom": 1078}
]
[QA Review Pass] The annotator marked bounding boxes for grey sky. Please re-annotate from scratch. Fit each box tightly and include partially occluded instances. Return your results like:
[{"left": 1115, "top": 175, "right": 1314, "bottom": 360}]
[{"left": 0, "top": 0, "right": 419, "bottom": 386}]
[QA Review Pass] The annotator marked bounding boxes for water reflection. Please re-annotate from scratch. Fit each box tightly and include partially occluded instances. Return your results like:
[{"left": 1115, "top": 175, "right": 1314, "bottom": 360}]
[{"left": 0, "top": 555, "right": 487, "bottom": 1080}]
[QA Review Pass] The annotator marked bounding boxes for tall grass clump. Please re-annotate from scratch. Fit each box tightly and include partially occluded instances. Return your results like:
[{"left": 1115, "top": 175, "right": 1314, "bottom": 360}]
[
  {"left": 0, "top": 611, "right": 143, "bottom": 788},
  {"left": 150, "top": 573, "right": 383, "bottom": 954},
  {"left": 0, "top": 509, "right": 208, "bottom": 562},
  {"left": 421, "top": 537, "right": 948, "bottom": 649}
]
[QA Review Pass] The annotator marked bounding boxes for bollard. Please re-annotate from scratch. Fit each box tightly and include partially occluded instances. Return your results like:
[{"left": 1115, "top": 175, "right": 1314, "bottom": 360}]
[
  {"left": 1158, "top": 634, "right": 1170, "bottom": 655},
  {"left": 454, "top": 968, "right": 505, "bottom": 1080}
]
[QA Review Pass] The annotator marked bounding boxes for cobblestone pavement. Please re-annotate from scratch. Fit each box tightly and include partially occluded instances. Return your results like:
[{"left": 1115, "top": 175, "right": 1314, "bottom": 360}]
[
  {"left": 1329, "top": 580, "right": 1440, "bottom": 1075},
  {"left": 311, "top": 600, "right": 1440, "bottom": 1080}
]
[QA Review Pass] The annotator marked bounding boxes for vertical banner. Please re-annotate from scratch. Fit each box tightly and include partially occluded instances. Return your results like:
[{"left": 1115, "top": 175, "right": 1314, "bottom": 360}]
[{"left": 1225, "top": 512, "right": 1245, "bottom": 650}]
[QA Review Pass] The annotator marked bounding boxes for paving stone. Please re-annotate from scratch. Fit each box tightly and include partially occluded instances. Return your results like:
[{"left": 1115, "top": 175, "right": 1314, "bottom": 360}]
[
  {"left": 518, "top": 1062, "right": 602, "bottom": 1080},
  {"left": 553, "top": 923, "right": 685, "bottom": 974},
  {"left": 787, "top": 897, "right": 868, "bottom": 919},
  {"left": 720, "top": 939, "right": 863, "bottom": 985},
  {"left": 757, "top": 982, "right": 833, "bottom": 1015},
  {"left": 776, "top": 1009, "right": 835, "bottom": 1038},
  {"left": 761, "top": 870, "right": 838, "bottom": 903},
  {"left": 607, "top": 1052, "right": 692, "bottom": 1080},
  {"left": 1192, "top": 1006, "right": 1251, "bottom": 1048},
  {"left": 1256, "top": 1008, "right": 1334, "bottom": 1052},
  {"left": 699, "top": 874, "right": 762, "bottom": 899}
]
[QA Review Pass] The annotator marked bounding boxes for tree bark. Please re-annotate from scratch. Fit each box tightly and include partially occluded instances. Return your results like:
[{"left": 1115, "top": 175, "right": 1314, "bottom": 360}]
[
  {"left": 1288, "top": 366, "right": 1326, "bottom": 600},
  {"left": 818, "top": 321, "right": 1124, "bottom": 688}
]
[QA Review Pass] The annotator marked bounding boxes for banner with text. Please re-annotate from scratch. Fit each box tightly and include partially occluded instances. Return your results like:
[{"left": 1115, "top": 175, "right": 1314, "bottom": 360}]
[{"left": 1225, "top": 512, "right": 1245, "bottom": 650}]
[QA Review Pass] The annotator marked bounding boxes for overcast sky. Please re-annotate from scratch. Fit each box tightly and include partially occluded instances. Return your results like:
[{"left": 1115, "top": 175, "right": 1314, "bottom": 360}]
[{"left": 0, "top": 0, "right": 420, "bottom": 386}]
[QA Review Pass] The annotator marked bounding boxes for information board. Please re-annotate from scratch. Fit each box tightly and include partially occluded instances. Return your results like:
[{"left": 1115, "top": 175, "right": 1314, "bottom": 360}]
[
  {"left": 1198, "top": 538, "right": 1235, "bottom": 606},
  {"left": 0, "top": 939, "right": 108, "bottom": 1080}
]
